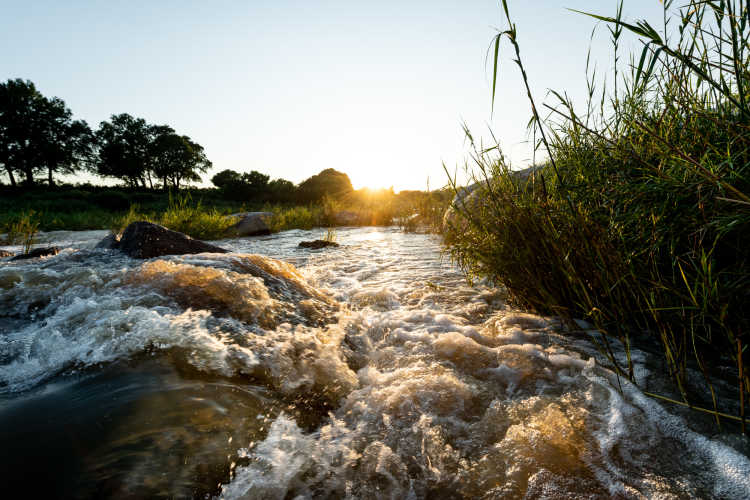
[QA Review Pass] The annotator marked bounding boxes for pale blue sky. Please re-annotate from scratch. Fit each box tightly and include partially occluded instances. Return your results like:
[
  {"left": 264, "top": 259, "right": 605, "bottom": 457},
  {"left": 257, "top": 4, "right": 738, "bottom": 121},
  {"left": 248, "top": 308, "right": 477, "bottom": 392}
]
[{"left": 1, "top": 1, "right": 664, "bottom": 190}]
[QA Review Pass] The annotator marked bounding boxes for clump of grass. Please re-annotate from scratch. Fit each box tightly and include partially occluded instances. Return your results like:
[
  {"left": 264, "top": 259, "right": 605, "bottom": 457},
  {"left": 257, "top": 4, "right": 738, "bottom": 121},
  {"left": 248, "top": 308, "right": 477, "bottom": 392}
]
[
  {"left": 112, "top": 193, "right": 234, "bottom": 240},
  {"left": 445, "top": 0, "right": 750, "bottom": 426},
  {"left": 159, "top": 193, "right": 234, "bottom": 240},
  {"left": 3, "top": 210, "right": 40, "bottom": 253},
  {"left": 323, "top": 228, "right": 337, "bottom": 243},
  {"left": 112, "top": 204, "right": 147, "bottom": 234},
  {"left": 268, "top": 205, "right": 322, "bottom": 231}
]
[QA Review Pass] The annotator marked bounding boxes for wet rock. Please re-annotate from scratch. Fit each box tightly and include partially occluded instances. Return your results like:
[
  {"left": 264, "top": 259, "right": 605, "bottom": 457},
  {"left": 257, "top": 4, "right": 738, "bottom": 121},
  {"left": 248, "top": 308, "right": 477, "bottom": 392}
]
[
  {"left": 116, "top": 221, "right": 228, "bottom": 259},
  {"left": 10, "top": 247, "right": 60, "bottom": 261},
  {"left": 95, "top": 232, "right": 120, "bottom": 249},
  {"left": 299, "top": 240, "right": 340, "bottom": 249},
  {"left": 0, "top": 250, "right": 13, "bottom": 258},
  {"left": 225, "top": 212, "right": 273, "bottom": 237}
]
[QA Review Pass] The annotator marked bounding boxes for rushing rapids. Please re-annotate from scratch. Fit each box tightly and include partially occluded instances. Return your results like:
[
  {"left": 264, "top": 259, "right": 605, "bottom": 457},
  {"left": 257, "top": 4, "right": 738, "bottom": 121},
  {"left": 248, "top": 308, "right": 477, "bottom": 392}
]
[{"left": 1, "top": 227, "right": 749, "bottom": 499}]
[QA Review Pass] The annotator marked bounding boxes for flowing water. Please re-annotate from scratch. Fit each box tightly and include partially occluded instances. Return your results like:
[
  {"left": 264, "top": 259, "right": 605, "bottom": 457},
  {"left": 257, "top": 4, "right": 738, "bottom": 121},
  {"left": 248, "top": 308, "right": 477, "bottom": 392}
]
[{"left": 1, "top": 227, "right": 749, "bottom": 499}]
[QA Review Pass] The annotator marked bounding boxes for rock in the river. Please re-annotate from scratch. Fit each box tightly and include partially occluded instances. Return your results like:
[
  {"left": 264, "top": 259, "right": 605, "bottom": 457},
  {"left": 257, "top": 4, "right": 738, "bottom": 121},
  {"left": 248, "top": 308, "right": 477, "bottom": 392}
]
[
  {"left": 298, "top": 240, "right": 340, "bottom": 249},
  {"left": 10, "top": 247, "right": 60, "bottom": 261},
  {"left": 225, "top": 212, "right": 273, "bottom": 237},
  {"left": 115, "top": 221, "right": 228, "bottom": 259},
  {"left": 95, "top": 232, "right": 120, "bottom": 249},
  {"left": 0, "top": 249, "right": 13, "bottom": 258}
]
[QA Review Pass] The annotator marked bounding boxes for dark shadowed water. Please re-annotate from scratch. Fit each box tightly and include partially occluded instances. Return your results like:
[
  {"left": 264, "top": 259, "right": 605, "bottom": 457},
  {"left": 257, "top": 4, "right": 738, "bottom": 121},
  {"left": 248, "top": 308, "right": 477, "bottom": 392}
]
[{"left": 1, "top": 227, "right": 749, "bottom": 499}]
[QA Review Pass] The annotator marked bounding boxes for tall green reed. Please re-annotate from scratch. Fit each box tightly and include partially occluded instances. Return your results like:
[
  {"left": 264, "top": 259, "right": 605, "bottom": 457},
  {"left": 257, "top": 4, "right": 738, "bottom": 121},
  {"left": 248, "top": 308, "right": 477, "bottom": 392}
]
[{"left": 444, "top": 0, "right": 750, "bottom": 428}]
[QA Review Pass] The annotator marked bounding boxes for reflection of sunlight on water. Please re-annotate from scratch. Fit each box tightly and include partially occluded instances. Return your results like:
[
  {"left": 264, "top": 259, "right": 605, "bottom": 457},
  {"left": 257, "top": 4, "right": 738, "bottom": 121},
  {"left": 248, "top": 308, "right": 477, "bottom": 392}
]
[{"left": 351, "top": 229, "right": 387, "bottom": 242}]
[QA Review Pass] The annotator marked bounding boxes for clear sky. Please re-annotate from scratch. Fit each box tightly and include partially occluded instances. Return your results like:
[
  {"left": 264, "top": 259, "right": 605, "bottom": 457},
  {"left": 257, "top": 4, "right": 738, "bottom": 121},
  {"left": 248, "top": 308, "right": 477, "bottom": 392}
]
[{"left": 1, "top": 1, "right": 665, "bottom": 191}]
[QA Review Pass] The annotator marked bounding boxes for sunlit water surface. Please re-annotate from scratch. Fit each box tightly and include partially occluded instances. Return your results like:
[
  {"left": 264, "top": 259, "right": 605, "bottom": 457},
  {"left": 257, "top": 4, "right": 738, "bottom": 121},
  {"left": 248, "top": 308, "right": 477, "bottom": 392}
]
[{"left": 1, "top": 227, "right": 749, "bottom": 499}]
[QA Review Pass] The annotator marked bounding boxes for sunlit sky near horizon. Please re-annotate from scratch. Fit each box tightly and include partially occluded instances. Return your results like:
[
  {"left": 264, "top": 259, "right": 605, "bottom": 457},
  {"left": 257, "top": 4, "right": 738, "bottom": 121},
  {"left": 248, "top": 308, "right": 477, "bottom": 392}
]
[{"left": 1, "top": 1, "right": 665, "bottom": 191}]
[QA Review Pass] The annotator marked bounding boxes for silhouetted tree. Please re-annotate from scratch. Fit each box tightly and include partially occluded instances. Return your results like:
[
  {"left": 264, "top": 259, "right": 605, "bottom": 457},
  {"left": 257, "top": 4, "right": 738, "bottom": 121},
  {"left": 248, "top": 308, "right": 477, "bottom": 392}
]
[
  {"left": 211, "top": 169, "right": 272, "bottom": 200},
  {"left": 95, "top": 114, "right": 155, "bottom": 188},
  {"left": 36, "top": 98, "right": 94, "bottom": 185},
  {"left": 267, "top": 178, "right": 296, "bottom": 202},
  {"left": 150, "top": 131, "right": 211, "bottom": 189},
  {"left": 297, "top": 168, "right": 353, "bottom": 203},
  {"left": 97, "top": 115, "right": 210, "bottom": 190},
  {"left": 0, "top": 78, "right": 92, "bottom": 186},
  {"left": 211, "top": 169, "right": 242, "bottom": 189}
]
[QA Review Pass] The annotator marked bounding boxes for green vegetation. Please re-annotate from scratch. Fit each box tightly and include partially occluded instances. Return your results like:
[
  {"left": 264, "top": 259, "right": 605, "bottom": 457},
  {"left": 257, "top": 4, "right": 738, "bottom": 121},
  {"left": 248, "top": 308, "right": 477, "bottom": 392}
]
[
  {"left": 444, "top": 0, "right": 750, "bottom": 425},
  {"left": 0, "top": 179, "right": 450, "bottom": 241},
  {"left": 2, "top": 210, "right": 40, "bottom": 253},
  {"left": 323, "top": 228, "right": 337, "bottom": 243},
  {"left": 111, "top": 194, "right": 235, "bottom": 240}
]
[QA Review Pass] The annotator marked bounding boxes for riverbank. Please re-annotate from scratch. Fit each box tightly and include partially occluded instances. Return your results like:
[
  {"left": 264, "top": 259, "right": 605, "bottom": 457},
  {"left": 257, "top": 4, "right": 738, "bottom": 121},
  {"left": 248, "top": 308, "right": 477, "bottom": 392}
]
[{"left": 0, "top": 184, "right": 450, "bottom": 239}]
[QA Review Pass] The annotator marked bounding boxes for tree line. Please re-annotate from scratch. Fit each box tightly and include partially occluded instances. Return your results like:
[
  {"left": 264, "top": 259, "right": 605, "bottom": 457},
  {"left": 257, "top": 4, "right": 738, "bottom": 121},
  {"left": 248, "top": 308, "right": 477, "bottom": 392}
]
[
  {"left": 0, "top": 78, "right": 210, "bottom": 189},
  {"left": 210, "top": 167, "right": 354, "bottom": 203},
  {"left": 0, "top": 78, "right": 359, "bottom": 205}
]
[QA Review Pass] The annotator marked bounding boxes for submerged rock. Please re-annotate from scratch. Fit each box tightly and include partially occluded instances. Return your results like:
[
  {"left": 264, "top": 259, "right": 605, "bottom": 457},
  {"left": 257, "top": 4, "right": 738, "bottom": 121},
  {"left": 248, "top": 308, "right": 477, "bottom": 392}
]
[
  {"left": 0, "top": 250, "right": 13, "bottom": 258},
  {"left": 113, "top": 221, "right": 228, "bottom": 259},
  {"left": 10, "top": 247, "right": 60, "bottom": 261},
  {"left": 225, "top": 212, "right": 273, "bottom": 237},
  {"left": 299, "top": 240, "right": 340, "bottom": 249}
]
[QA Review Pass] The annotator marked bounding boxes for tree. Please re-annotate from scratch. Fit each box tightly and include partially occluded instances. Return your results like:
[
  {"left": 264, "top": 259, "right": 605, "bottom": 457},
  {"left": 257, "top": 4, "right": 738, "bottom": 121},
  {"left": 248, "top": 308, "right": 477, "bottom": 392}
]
[
  {"left": 95, "top": 113, "right": 155, "bottom": 188},
  {"left": 0, "top": 79, "right": 92, "bottom": 186},
  {"left": 211, "top": 169, "right": 242, "bottom": 189},
  {"left": 36, "top": 98, "right": 94, "bottom": 185},
  {"left": 0, "top": 79, "right": 44, "bottom": 186},
  {"left": 211, "top": 169, "right": 271, "bottom": 200},
  {"left": 297, "top": 168, "right": 353, "bottom": 203},
  {"left": 96, "top": 115, "right": 210, "bottom": 190},
  {"left": 150, "top": 131, "right": 211, "bottom": 189},
  {"left": 268, "top": 178, "right": 296, "bottom": 202}
]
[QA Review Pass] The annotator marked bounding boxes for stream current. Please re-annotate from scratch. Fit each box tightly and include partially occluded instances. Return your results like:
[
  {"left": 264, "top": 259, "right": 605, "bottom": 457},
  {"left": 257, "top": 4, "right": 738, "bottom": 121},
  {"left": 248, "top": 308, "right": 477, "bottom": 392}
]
[{"left": 1, "top": 227, "right": 749, "bottom": 499}]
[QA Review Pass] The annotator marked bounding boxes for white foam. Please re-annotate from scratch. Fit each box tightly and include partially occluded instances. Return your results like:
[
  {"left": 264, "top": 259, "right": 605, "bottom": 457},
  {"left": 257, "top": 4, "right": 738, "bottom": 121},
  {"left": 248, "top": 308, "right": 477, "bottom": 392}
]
[{"left": 3, "top": 227, "right": 748, "bottom": 498}]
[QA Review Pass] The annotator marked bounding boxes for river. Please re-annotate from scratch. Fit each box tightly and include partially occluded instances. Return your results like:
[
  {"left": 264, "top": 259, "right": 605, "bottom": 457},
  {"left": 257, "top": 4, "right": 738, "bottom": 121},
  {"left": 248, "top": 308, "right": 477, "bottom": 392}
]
[{"left": 1, "top": 227, "right": 749, "bottom": 499}]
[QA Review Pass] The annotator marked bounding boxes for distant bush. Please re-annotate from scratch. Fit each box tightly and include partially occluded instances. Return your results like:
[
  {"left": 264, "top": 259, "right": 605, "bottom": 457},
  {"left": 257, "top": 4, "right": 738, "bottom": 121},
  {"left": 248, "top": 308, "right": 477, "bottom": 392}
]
[{"left": 297, "top": 168, "right": 353, "bottom": 203}]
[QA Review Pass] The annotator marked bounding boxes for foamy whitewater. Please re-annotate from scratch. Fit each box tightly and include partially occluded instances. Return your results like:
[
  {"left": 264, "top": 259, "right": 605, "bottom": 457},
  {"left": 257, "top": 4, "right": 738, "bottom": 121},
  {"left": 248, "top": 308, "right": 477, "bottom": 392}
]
[{"left": 1, "top": 227, "right": 748, "bottom": 498}]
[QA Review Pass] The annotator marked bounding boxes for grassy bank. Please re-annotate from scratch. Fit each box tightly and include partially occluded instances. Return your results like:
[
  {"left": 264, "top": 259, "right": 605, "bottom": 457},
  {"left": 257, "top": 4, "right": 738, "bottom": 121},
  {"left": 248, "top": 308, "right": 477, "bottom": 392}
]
[
  {"left": 444, "top": 0, "right": 749, "bottom": 426},
  {"left": 1, "top": 184, "right": 450, "bottom": 242}
]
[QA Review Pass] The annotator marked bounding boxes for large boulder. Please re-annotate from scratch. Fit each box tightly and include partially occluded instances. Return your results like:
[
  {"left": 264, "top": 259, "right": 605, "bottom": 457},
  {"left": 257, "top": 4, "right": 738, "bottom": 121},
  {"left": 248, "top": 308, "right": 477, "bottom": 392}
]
[
  {"left": 103, "top": 221, "right": 228, "bottom": 259},
  {"left": 225, "top": 212, "right": 273, "bottom": 237},
  {"left": 10, "top": 247, "right": 60, "bottom": 261}
]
